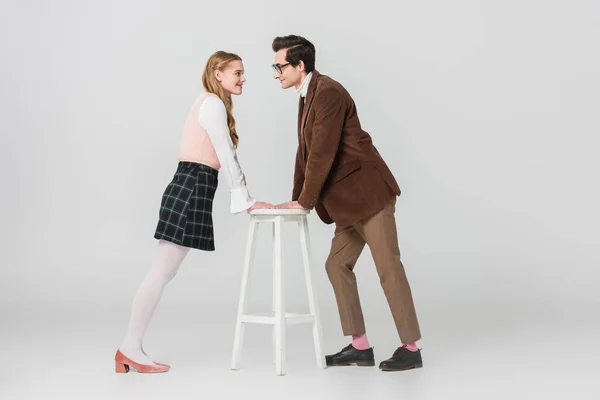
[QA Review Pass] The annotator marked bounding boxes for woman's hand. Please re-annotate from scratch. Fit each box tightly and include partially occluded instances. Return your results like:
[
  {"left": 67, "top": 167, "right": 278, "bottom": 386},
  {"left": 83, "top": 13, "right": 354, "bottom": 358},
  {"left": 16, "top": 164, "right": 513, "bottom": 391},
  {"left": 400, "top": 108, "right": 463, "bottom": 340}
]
[{"left": 248, "top": 201, "right": 274, "bottom": 211}]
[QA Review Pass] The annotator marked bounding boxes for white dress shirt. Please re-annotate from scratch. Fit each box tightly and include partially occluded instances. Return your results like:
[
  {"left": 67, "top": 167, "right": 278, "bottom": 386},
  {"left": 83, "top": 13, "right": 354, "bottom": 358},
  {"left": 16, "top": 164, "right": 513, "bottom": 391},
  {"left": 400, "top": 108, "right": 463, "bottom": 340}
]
[
  {"left": 296, "top": 72, "right": 313, "bottom": 99},
  {"left": 198, "top": 95, "right": 256, "bottom": 213}
]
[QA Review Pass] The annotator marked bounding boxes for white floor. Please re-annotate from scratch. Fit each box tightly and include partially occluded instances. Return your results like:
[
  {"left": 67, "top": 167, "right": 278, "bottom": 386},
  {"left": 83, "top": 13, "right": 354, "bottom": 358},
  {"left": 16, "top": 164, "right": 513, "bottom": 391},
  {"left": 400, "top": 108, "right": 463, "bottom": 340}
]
[{"left": 1, "top": 306, "right": 597, "bottom": 400}]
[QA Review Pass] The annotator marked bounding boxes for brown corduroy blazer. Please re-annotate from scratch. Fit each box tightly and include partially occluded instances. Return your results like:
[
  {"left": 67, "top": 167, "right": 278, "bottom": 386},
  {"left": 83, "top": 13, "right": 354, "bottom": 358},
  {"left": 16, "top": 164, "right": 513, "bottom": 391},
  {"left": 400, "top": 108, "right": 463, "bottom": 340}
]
[{"left": 293, "top": 70, "right": 401, "bottom": 226}]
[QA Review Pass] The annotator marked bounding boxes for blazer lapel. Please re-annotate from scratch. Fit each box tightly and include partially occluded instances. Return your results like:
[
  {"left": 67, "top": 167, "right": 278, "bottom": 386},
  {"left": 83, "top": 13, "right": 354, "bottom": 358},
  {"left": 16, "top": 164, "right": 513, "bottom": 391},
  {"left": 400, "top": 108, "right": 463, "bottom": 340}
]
[
  {"left": 300, "top": 70, "right": 319, "bottom": 139},
  {"left": 297, "top": 95, "right": 304, "bottom": 137},
  {"left": 297, "top": 96, "right": 306, "bottom": 161}
]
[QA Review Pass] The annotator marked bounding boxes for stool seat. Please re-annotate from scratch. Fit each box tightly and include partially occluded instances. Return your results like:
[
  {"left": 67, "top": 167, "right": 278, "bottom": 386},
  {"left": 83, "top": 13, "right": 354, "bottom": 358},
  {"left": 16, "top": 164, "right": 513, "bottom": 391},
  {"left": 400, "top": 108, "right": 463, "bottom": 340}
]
[
  {"left": 248, "top": 208, "right": 310, "bottom": 215},
  {"left": 230, "top": 211, "right": 325, "bottom": 375}
]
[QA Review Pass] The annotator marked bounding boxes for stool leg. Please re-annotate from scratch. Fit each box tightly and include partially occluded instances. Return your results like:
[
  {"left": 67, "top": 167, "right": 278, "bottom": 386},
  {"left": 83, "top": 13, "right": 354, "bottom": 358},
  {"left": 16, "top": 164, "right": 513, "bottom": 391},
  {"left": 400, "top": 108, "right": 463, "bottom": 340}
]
[
  {"left": 299, "top": 216, "right": 326, "bottom": 369},
  {"left": 273, "top": 216, "right": 286, "bottom": 375},
  {"left": 271, "top": 223, "right": 276, "bottom": 364},
  {"left": 231, "top": 218, "right": 258, "bottom": 370}
]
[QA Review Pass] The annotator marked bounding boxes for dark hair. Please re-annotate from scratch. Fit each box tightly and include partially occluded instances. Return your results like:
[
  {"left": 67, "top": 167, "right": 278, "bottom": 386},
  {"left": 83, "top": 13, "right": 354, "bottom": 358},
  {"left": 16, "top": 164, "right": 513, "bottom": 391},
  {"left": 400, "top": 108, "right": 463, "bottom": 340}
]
[{"left": 272, "top": 35, "right": 316, "bottom": 73}]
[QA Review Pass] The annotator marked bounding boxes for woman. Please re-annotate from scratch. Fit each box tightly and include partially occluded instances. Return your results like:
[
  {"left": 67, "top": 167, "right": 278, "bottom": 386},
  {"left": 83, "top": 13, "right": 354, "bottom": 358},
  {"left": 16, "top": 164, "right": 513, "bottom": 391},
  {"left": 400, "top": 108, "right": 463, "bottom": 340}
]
[{"left": 114, "top": 51, "right": 271, "bottom": 373}]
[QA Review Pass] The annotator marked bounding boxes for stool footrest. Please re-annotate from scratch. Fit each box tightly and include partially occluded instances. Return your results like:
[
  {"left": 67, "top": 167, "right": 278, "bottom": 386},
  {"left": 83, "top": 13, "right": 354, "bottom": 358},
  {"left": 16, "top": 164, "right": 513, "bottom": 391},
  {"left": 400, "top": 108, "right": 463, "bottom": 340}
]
[{"left": 240, "top": 313, "right": 315, "bottom": 325}]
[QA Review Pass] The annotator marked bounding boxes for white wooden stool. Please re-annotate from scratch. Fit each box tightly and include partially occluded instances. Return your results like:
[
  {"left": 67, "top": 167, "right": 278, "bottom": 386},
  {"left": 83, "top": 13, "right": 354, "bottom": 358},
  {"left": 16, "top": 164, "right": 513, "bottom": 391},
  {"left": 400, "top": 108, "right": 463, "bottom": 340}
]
[{"left": 230, "top": 209, "right": 325, "bottom": 375}]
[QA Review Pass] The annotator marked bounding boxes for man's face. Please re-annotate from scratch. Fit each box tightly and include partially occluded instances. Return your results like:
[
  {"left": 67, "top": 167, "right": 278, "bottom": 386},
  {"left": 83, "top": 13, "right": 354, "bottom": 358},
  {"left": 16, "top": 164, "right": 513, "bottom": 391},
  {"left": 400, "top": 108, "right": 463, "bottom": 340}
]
[{"left": 273, "top": 48, "right": 303, "bottom": 89}]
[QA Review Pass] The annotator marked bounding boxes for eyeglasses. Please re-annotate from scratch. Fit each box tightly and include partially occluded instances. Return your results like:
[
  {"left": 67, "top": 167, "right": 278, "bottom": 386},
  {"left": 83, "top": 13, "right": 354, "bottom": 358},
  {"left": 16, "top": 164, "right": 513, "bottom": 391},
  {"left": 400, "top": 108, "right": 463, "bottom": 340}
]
[{"left": 272, "top": 63, "right": 290, "bottom": 74}]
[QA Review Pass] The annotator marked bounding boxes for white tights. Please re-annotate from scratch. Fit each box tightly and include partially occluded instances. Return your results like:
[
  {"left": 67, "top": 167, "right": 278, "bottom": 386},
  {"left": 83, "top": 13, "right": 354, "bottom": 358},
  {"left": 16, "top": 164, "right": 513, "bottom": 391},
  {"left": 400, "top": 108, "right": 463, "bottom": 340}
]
[{"left": 119, "top": 240, "right": 190, "bottom": 365}]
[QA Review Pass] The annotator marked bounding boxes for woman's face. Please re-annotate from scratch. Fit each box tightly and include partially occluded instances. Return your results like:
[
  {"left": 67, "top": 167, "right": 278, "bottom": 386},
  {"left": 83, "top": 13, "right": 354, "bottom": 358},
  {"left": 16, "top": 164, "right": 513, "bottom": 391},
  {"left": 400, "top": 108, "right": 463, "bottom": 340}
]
[{"left": 215, "top": 60, "right": 246, "bottom": 95}]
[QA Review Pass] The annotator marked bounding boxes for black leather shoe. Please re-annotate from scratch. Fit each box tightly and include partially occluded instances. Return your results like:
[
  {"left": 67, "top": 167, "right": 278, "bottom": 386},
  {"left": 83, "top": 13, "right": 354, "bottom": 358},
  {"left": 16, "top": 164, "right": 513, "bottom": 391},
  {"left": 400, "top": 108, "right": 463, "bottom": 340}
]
[
  {"left": 325, "top": 344, "right": 375, "bottom": 367},
  {"left": 379, "top": 346, "right": 423, "bottom": 371}
]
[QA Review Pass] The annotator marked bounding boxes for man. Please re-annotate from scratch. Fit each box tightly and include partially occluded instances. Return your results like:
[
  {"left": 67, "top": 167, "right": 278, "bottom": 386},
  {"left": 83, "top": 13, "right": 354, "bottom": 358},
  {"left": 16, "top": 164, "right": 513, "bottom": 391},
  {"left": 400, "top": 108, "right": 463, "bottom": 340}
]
[{"left": 272, "top": 35, "right": 423, "bottom": 371}]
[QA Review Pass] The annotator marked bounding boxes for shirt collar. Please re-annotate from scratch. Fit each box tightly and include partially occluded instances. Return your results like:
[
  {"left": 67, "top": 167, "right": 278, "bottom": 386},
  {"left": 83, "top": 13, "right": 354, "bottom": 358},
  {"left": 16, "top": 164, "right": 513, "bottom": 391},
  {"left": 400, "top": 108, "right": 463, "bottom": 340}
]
[{"left": 296, "top": 72, "right": 313, "bottom": 98}]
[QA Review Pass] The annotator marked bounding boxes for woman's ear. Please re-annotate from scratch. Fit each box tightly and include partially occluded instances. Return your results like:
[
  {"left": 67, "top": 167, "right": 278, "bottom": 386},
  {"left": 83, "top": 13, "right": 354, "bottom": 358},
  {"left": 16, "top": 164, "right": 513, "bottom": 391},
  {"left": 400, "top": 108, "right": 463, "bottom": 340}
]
[{"left": 214, "top": 70, "right": 222, "bottom": 82}]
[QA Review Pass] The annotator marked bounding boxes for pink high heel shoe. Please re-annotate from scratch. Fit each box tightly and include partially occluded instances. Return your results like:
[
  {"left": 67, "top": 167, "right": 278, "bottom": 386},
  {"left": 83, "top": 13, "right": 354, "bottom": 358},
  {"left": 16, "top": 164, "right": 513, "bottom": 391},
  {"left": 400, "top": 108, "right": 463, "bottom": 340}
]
[
  {"left": 141, "top": 348, "right": 170, "bottom": 368},
  {"left": 114, "top": 350, "right": 170, "bottom": 373}
]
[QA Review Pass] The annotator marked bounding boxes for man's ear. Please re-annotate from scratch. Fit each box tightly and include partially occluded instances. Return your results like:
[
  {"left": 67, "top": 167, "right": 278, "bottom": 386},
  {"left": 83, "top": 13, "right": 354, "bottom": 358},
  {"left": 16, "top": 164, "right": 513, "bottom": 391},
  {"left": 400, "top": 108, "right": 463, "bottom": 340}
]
[{"left": 298, "top": 60, "right": 305, "bottom": 72}]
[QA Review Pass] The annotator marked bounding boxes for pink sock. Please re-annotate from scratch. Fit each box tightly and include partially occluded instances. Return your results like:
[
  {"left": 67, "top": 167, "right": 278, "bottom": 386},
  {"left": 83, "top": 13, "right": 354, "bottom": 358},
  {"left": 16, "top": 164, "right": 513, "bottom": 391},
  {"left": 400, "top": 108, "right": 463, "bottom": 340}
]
[
  {"left": 403, "top": 342, "right": 418, "bottom": 352},
  {"left": 352, "top": 334, "right": 371, "bottom": 350}
]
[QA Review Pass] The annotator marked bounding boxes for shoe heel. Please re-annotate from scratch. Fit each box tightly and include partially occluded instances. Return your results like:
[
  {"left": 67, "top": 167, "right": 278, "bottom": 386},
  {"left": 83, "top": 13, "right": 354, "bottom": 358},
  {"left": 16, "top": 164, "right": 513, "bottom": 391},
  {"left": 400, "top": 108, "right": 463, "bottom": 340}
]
[
  {"left": 116, "top": 362, "right": 129, "bottom": 373},
  {"left": 357, "top": 360, "right": 375, "bottom": 367}
]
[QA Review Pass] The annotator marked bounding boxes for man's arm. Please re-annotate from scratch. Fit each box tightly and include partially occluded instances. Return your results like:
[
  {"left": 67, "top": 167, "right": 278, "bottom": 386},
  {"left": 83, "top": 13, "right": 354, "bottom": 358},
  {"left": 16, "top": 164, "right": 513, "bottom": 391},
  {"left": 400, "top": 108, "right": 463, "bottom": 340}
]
[{"left": 297, "top": 88, "right": 346, "bottom": 209}]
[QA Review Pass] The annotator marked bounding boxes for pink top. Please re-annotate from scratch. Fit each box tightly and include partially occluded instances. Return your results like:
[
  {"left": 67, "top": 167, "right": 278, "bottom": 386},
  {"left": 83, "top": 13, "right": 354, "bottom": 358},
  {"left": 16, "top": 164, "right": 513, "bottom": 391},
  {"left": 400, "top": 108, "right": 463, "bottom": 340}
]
[
  {"left": 178, "top": 92, "right": 256, "bottom": 213},
  {"left": 178, "top": 93, "right": 220, "bottom": 169}
]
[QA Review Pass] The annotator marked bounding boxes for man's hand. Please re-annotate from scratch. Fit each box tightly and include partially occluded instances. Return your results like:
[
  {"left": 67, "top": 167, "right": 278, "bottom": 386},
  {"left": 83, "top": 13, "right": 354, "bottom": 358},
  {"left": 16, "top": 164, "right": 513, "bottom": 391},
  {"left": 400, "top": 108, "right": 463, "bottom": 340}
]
[
  {"left": 248, "top": 201, "right": 274, "bottom": 212},
  {"left": 274, "top": 200, "right": 307, "bottom": 210}
]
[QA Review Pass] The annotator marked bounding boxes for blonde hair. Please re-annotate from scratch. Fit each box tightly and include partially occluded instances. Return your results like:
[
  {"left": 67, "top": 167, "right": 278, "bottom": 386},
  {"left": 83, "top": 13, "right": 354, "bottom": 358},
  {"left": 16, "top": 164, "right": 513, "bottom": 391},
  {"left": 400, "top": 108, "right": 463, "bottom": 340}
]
[{"left": 201, "top": 51, "right": 242, "bottom": 147}]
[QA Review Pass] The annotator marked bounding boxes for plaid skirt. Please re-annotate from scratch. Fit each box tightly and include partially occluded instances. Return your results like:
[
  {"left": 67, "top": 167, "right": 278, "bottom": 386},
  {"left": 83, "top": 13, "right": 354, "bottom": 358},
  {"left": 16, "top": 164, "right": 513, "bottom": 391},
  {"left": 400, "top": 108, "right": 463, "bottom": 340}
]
[{"left": 154, "top": 161, "right": 219, "bottom": 251}]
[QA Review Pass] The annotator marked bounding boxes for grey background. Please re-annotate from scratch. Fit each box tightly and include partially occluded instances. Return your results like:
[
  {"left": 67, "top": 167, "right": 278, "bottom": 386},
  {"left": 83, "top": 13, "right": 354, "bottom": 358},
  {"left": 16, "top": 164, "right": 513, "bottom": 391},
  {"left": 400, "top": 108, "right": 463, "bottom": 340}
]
[{"left": 1, "top": 0, "right": 598, "bottom": 399}]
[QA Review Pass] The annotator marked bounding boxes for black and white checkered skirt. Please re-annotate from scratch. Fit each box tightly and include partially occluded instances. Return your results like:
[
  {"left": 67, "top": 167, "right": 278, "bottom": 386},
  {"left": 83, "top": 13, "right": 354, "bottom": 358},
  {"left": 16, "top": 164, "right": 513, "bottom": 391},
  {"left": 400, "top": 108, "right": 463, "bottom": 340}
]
[{"left": 154, "top": 161, "right": 219, "bottom": 251}]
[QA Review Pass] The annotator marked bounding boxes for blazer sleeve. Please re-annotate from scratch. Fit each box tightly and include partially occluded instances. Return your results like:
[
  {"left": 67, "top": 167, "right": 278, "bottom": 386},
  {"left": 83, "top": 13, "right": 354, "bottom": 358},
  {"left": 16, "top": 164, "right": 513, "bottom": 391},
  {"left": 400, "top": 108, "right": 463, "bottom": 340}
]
[{"left": 291, "top": 147, "right": 305, "bottom": 201}]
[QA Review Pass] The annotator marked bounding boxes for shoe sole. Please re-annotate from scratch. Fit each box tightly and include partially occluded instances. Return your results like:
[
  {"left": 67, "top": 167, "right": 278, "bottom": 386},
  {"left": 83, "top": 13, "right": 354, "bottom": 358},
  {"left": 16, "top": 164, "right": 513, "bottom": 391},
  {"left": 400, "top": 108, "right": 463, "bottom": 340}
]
[
  {"left": 379, "top": 362, "right": 423, "bottom": 371},
  {"left": 326, "top": 361, "right": 375, "bottom": 367}
]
